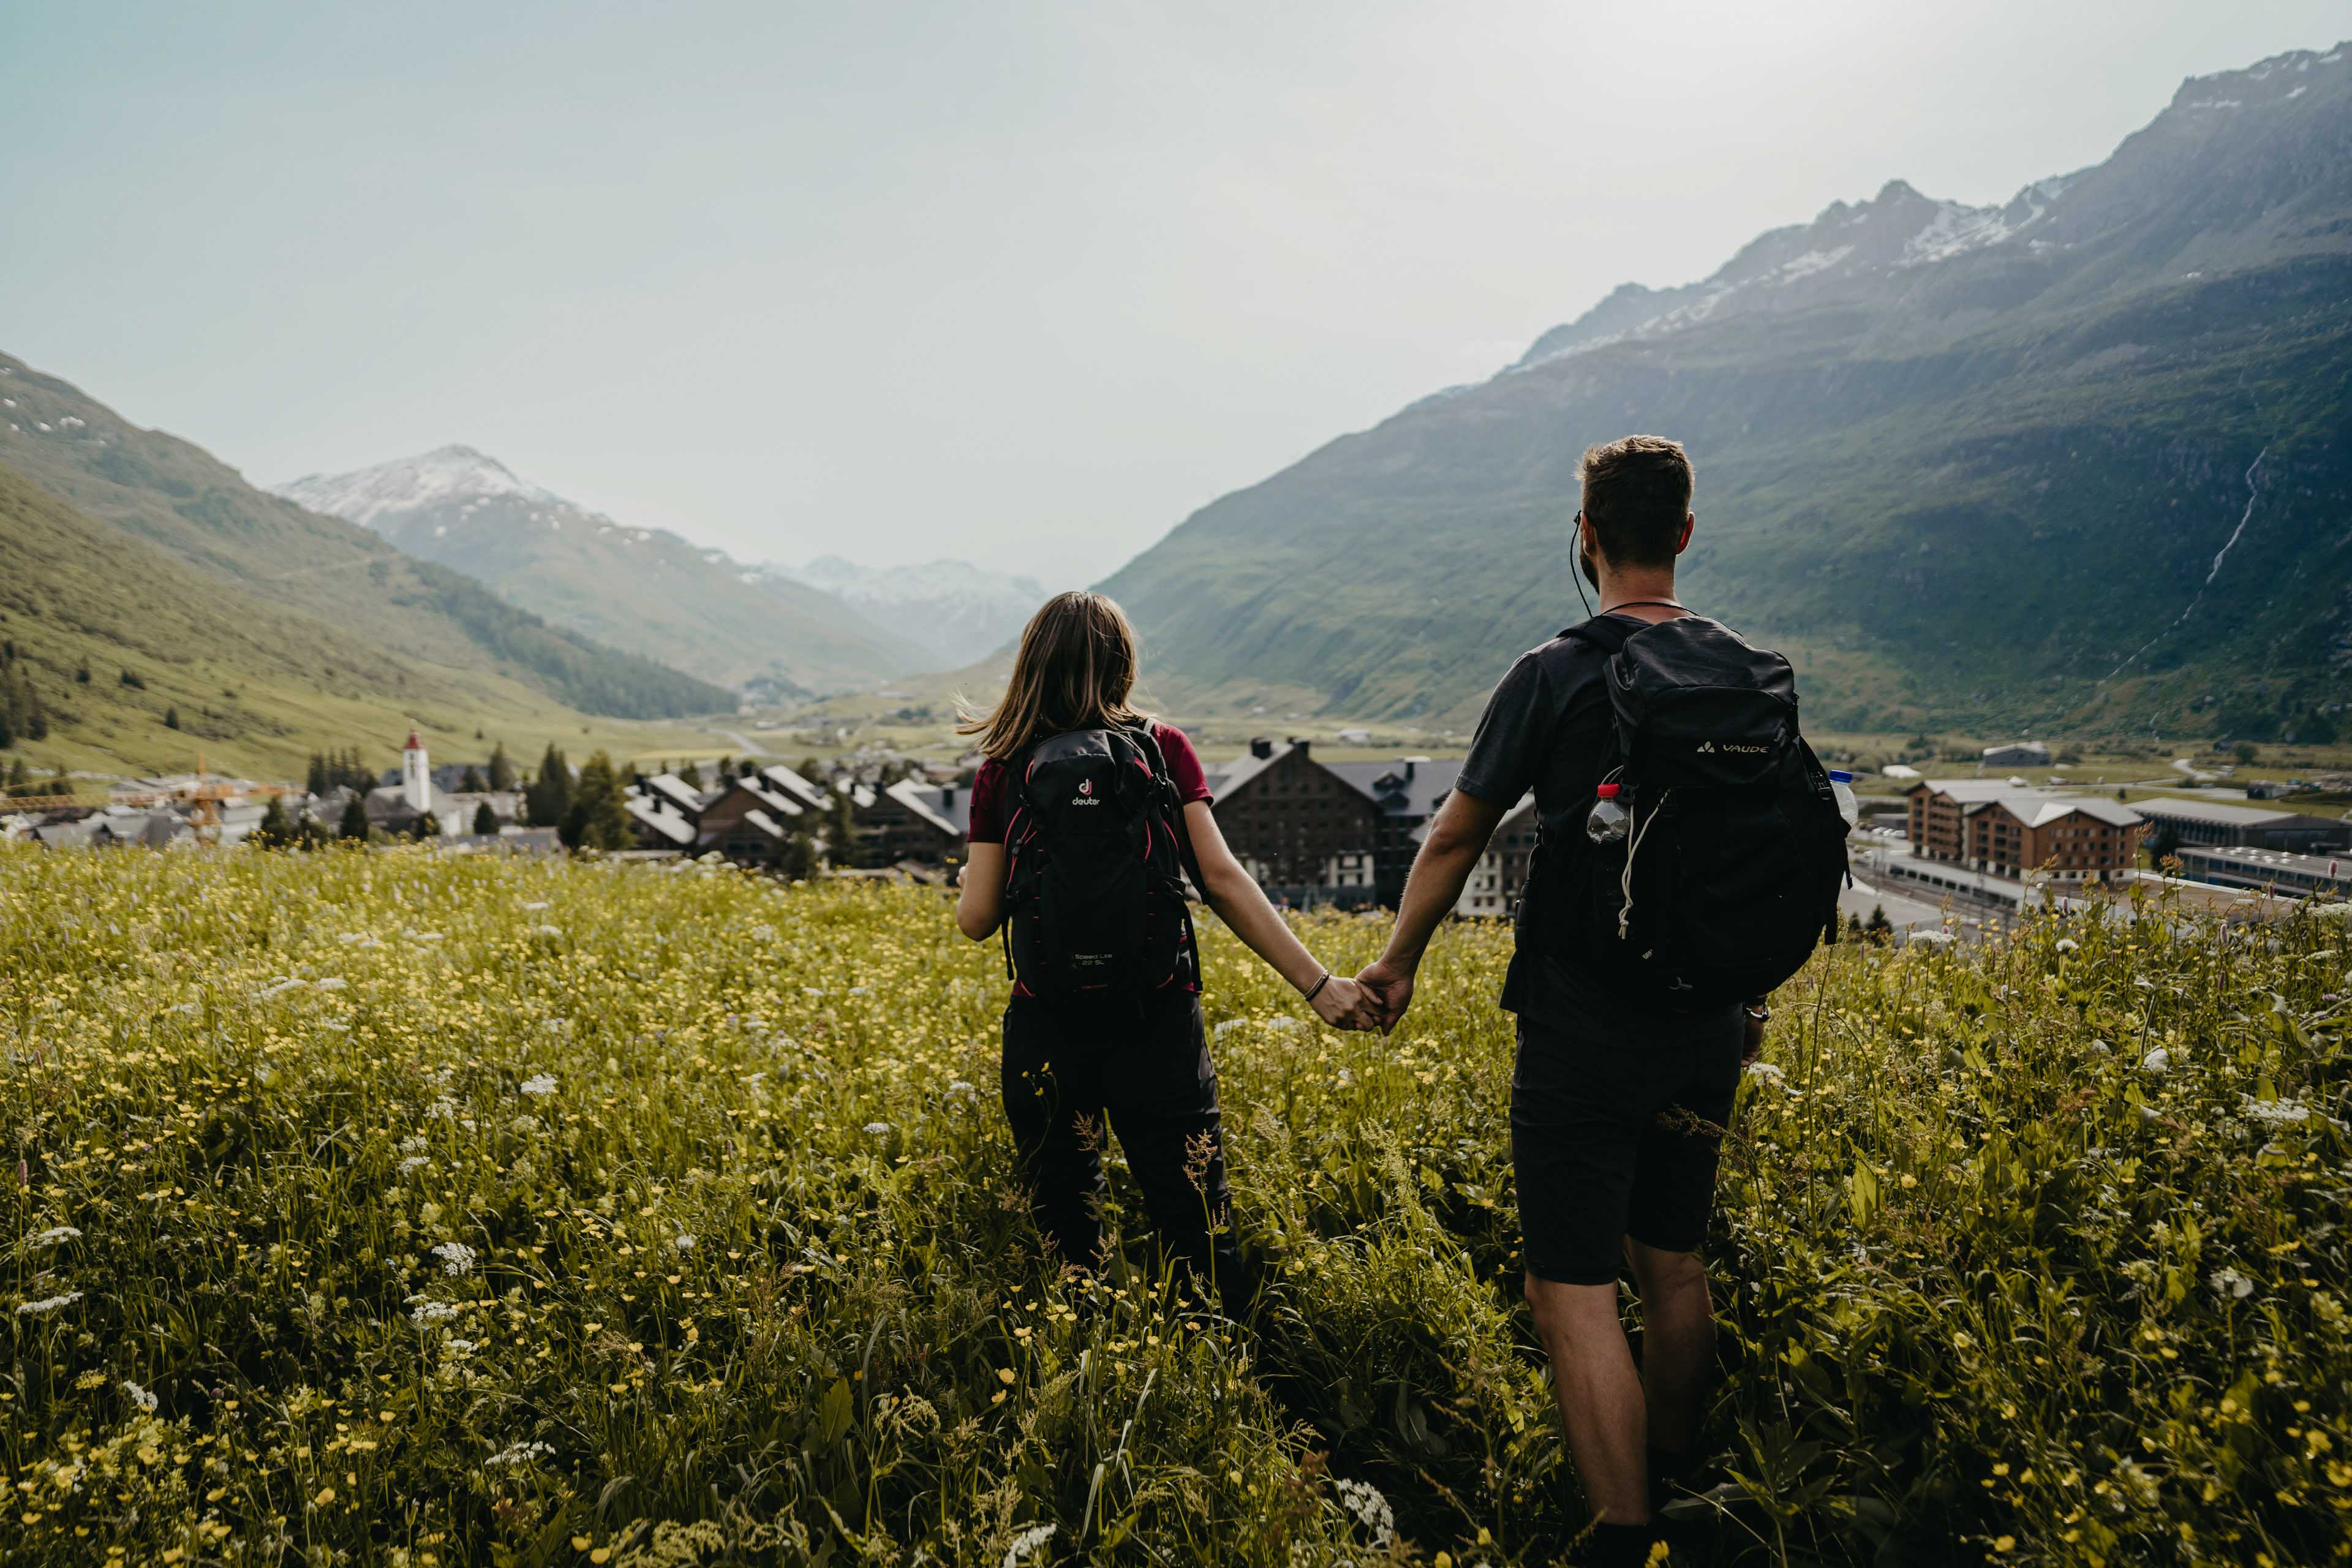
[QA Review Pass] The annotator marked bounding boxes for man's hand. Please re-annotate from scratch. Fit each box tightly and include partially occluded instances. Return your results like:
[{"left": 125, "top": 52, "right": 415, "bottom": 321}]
[
  {"left": 1355, "top": 957, "right": 1417, "bottom": 1035},
  {"left": 1308, "top": 973, "right": 1382, "bottom": 1030},
  {"left": 1740, "top": 1003, "right": 1767, "bottom": 1067}
]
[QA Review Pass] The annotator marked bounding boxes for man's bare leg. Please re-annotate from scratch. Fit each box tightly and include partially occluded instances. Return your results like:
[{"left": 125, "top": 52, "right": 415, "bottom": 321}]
[
  {"left": 1523, "top": 1273, "right": 1649, "bottom": 1525},
  {"left": 1626, "top": 1240, "right": 1714, "bottom": 1458}
]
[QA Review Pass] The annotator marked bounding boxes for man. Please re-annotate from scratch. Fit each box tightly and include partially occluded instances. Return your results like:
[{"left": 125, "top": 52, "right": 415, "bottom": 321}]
[{"left": 1357, "top": 434, "right": 1766, "bottom": 1564}]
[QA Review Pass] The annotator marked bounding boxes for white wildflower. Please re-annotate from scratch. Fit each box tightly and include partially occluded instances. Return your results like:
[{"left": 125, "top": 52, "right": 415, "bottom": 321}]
[
  {"left": 521, "top": 900, "right": 550, "bottom": 911},
  {"left": 1333, "top": 1476, "right": 1395, "bottom": 1547},
  {"left": 407, "top": 930, "right": 445, "bottom": 942},
  {"left": 486, "top": 1439, "right": 555, "bottom": 1467},
  {"left": 2210, "top": 1267, "right": 2255, "bottom": 1300},
  {"left": 671, "top": 1234, "right": 695, "bottom": 1253},
  {"left": 399, "top": 1156, "right": 431, "bottom": 1175},
  {"left": 2055, "top": 938, "right": 2080, "bottom": 954},
  {"left": 426, "top": 1096, "right": 458, "bottom": 1120},
  {"left": 121, "top": 1379, "right": 157, "bottom": 1413},
  {"left": 533, "top": 924, "right": 562, "bottom": 937},
  {"left": 409, "top": 1298, "right": 459, "bottom": 1327},
  {"left": 17, "top": 1292, "right": 83, "bottom": 1316},
  {"left": 314, "top": 977, "right": 348, "bottom": 992},
  {"left": 864, "top": 1121, "right": 892, "bottom": 1136},
  {"left": 431, "top": 1241, "right": 478, "bottom": 1276},
  {"left": 2241, "top": 1097, "right": 2310, "bottom": 1128},
  {"left": 1001, "top": 1523, "right": 1058, "bottom": 1567},
  {"left": 1265, "top": 1016, "right": 1301, "bottom": 1031},
  {"left": 848, "top": 985, "right": 869, "bottom": 995},
  {"left": 519, "top": 1073, "right": 557, "bottom": 1098},
  {"left": 948, "top": 1079, "right": 975, "bottom": 1095},
  {"left": 511, "top": 1114, "right": 541, "bottom": 1135},
  {"left": 29, "top": 1226, "right": 82, "bottom": 1246},
  {"left": 1743, "top": 1061, "right": 1786, "bottom": 1085}
]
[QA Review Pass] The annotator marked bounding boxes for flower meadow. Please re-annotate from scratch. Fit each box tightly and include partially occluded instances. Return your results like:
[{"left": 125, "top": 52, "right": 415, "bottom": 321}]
[{"left": 1, "top": 847, "right": 2348, "bottom": 1567}]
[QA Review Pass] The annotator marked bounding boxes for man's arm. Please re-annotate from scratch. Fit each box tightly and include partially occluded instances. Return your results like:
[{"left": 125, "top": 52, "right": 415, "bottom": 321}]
[{"left": 1357, "top": 789, "right": 1509, "bottom": 1030}]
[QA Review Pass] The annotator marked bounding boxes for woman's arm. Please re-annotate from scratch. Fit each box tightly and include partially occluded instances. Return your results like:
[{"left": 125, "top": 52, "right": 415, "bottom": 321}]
[
  {"left": 956, "top": 842, "right": 1005, "bottom": 940},
  {"left": 1182, "top": 801, "right": 1377, "bottom": 1028}
]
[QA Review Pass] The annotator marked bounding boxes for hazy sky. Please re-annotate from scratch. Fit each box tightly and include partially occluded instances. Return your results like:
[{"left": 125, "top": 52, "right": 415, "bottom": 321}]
[{"left": 3, "top": 3, "right": 2343, "bottom": 581}]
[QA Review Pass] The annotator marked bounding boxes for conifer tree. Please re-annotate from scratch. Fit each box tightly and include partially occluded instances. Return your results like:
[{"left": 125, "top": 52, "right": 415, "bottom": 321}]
[
  {"left": 826, "top": 788, "right": 858, "bottom": 869},
  {"left": 415, "top": 810, "right": 442, "bottom": 840},
  {"left": 526, "top": 744, "right": 571, "bottom": 827},
  {"left": 473, "top": 800, "right": 499, "bottom": 835},
  {"left": 488, "top": 741, "right": 515, "bottom": 791},
  {"left": 458, "top": 764, "right": 485, "bottom": 793},
  {"left": 307, "top": 752, "right": 330, "bottom": 796},
  {"left": 560, "top": 750, "right": 631, "bottom": 851},
  {"left": 164, "top": 707, "right": 181, "bottom": 731},
  {"left": 252, "top": 793, "right": 293, "bottom": 850},
  {"left": 679, "top": 759, "right": 703, "bottom": 789},
  {"left": 338, "top": 794, "right": 371, "bottom": 841}
]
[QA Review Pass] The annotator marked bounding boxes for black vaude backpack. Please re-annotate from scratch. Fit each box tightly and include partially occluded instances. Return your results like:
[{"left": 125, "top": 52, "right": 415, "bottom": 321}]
[
  {"left": 1001, "top": 725, "right": 1200, "bottom": 1001},
  {"left": 1519, "top": 614, "right": 1849, "bottom": 1008}
]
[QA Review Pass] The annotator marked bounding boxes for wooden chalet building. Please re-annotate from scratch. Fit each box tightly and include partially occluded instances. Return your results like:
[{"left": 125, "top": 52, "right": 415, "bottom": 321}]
[{"left": 1205, "top": 739, "right": 1464, "bottom": 908}]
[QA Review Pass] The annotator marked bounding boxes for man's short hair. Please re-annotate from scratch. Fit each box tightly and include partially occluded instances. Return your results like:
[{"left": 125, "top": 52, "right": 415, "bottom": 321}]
[{"left": 1578, "top": 435, "right": 1692, "bottom": 568}]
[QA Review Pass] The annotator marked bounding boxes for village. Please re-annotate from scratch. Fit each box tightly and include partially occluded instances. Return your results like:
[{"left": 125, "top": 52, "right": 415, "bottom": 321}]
[{"left": 5, "top": 725, "right": 2346, "bottom": 926}]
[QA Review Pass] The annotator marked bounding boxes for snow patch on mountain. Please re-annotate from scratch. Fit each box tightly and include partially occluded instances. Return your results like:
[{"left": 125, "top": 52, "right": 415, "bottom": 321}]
[{"left": 275, "top": 445, "right": 557, "bottom": 529}]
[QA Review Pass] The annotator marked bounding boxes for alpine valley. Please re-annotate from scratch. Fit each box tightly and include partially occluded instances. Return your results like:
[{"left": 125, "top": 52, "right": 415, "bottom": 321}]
[{"left": 1102, "top": 40, "right": 2352, "bottom": 740}]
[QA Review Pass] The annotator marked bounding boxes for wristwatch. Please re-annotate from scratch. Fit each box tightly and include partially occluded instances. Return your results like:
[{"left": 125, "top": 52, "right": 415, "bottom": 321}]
[{"left": 1743, "top": 1001, "right": 1771, "bottom": 1024}]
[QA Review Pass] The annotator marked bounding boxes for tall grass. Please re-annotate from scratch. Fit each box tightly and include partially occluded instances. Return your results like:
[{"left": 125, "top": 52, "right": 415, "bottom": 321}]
[{"left": 1, "top": 846, "right": 2345, "bottom": 1564}]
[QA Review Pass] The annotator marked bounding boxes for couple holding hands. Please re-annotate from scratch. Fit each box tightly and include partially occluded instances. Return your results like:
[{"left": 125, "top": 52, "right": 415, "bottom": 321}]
[{"left": 954, "top": 437, "right": 1781, "bottom": 1562}]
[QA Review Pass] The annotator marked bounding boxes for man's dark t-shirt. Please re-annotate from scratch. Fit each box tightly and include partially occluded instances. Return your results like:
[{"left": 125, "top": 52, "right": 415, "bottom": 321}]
[{"left": 1455, "top": 611, "right": 1743, "bottom": 1028}]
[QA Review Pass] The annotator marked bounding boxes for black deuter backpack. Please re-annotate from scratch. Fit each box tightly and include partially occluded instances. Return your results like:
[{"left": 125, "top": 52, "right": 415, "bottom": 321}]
[
  {"left": 1001, "top": 725, "right": 1200, "bottom": 1001},
  {"left": 1518, "top": 614, "right": 1849, "bottom": 1008}
]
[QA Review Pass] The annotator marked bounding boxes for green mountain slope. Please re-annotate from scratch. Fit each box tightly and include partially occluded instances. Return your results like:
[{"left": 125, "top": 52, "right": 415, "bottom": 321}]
[
  {"left": 0, "top": 462, "right": 720, "bottom": 781},
  {"left": 1101, "top": 41, "right": 2352, "bottom": 737},
  {"left": 0, "top": 358, "right": 733, "bottom": 721},
  {"left": 273, "top": 447, "right": 928, "bottom": 695}
]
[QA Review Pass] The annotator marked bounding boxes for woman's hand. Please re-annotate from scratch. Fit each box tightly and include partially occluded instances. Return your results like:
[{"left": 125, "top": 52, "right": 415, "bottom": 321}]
[{"left": 1308, "top": 973, "right": 1380, "bottom": 1030}]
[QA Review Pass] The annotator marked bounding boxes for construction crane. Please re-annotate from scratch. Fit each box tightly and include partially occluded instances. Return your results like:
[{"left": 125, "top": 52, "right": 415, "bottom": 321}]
[{"left": 1, "top": 752, "right": 290, "bottom": 842}]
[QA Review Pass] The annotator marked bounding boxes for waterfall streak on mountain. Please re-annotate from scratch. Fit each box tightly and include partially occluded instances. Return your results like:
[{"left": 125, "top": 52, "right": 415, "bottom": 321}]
[{"left": 2105, "top": 446, "right": 2268, "bottom": 680}]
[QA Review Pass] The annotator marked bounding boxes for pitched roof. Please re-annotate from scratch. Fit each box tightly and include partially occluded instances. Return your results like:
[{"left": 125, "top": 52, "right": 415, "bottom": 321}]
[
  {"left": 755, "top": 764, "right": 831, "bottom": 813},
  {"left": 642, "top": 773, "right": 707, "bottom": 816},
  {"left": 624, "top": 796, "right": 696, "bottom": 846},
  {"left": 1324, "top": 758, "right": 1466, "bottom": 818},
  {"left": 731, "top": 775, "right": 806, "bottom": 818},
  {"left": 883, "top": 778, "right": 960, "bottom": 837}
]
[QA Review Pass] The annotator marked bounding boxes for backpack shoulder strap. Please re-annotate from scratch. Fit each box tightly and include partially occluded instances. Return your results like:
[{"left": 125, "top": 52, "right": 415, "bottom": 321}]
[
  {"left": 1128, "top": 722, "right": 1207, "bottom": 891},
  {"left": 1559, "top": 614, "right": 1637, "bottom": 657}
]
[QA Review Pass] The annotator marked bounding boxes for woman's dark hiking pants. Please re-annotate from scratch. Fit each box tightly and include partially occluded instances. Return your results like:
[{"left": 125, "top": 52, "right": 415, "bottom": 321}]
[{"left": 999, "top": 993, "right": 1252, "bottom": 1303}]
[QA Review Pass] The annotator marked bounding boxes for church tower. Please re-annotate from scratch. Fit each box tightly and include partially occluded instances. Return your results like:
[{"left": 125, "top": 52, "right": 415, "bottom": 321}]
[{"left": 402, "top": 729, "right": 432, "bottom": 813}]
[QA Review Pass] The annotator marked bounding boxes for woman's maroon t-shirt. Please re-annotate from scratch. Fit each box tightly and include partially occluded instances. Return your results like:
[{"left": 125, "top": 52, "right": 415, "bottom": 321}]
[{"left": 966, "top": 722, "right": 1212, "bottom": 844}]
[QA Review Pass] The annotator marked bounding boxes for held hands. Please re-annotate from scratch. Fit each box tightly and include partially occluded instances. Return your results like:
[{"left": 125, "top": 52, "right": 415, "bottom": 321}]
[
  {"left": 1306, "top": 972, "right": 1383, "bottom": 1031},
  {"left": 1353, "top": 957, "right": 1415, "bottom": 1035}
]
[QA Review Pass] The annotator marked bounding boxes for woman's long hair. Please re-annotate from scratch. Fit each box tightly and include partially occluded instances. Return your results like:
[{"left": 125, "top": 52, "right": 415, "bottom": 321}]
[{"left": 957, "top": 591, "right": 1148, "bottom": 760}]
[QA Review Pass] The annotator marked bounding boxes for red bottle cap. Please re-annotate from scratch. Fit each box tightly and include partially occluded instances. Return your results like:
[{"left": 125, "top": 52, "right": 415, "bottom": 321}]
[{"left": 1596, "top": 783, "right": 1621, "bottom": 799}]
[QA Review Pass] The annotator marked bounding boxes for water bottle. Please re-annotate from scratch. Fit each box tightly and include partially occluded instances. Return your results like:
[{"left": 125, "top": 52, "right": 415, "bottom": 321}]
[
  {"left": 1585, "top": 782, "right": 1630, "bottom": 845},
  {"left": 1828, "top": 769, "right": 1859, "bottom": 832}
]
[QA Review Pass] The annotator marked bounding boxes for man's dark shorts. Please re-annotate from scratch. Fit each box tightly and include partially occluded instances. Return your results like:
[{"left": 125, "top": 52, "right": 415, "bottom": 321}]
[{"left": 1511, "top": 1001, "right": 1745, "bottom": 1286}]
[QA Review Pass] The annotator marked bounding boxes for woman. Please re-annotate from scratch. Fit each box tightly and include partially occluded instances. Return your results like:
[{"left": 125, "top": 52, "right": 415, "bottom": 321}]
[{"left": 955, "top": 590, "right": 1376, "bottom": 1300}]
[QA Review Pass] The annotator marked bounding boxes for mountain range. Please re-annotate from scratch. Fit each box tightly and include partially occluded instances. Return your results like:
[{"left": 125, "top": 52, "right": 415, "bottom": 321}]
[
  {"left": 0, "top": 358, "right": 739, "bottom": 779},
  {"left": 1101, "top": 40, "right": 2352, "bottom": 738},
  {"left": 273, "top": 448, "right": 929, "bottom": 698},
  {"left": 761, "top": 555, "right": 1047, "bottom": 667}
]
